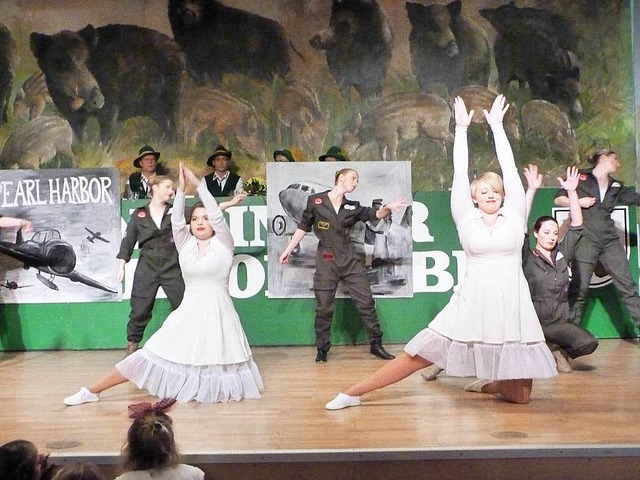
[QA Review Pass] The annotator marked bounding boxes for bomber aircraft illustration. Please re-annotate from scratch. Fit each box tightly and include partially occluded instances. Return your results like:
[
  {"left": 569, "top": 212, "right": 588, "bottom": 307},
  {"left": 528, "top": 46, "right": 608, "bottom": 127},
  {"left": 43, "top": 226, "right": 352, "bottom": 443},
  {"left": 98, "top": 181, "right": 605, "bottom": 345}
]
[
  {"left": 85, "top": 227, "right": 110, "bottom": 243},
  {"left": 0, "top": 228, "right": 117, "bottom": 293}
]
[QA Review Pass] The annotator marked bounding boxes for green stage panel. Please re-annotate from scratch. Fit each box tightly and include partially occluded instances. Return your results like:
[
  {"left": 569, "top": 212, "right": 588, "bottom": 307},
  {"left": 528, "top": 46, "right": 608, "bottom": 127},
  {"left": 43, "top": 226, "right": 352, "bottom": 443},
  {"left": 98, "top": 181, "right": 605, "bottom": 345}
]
[{"left": 1, "top": 191, "right": 637, "bottom": 351}]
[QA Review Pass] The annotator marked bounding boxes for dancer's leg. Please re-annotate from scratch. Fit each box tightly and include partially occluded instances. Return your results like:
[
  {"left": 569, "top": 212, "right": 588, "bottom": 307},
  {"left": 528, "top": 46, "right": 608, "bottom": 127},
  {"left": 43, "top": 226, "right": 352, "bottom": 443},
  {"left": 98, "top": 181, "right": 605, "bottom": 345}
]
[
  {"left": 344, "top": 353, "right": 432, "bottom": 397},
  {"left": 88, "top": 368, "right": 129, "bottom": 394},
  {"left": 475, "top": 378, "right": 533, "bottom": 404}
]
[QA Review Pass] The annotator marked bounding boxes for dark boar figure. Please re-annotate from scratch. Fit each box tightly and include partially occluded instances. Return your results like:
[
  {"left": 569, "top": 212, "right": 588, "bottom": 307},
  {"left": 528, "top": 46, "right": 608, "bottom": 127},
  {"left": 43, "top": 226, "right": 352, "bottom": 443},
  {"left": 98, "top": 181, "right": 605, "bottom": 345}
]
[
  {"left": 178, "top": 84, "right": 265, "bottom": 159},
  {"left": 13, "top": 71, "right": 52, "bottom": 121},
  {"left": 480, "top": 4, "right": 582, "bottom": 119},
  {"left": 479, "top": 1, "right": 580, "bottom": 54},
  {"left": 169, "top": 0, "right": 295, "bottom": 85},
  {"left": 520, "top": 99, "right": 578, "bottom": 163},
  {"left": 342, "top": 92, "right": 454, "bottom": 161},
  {"left": 406, "top": 0, "right": 490, "bottom": 95},
  {"left": 30, "top": 24, "right": 185, "bottom": 143},
  {"left": 310, "top": 0, "right": 393, "bottom": 100},
  {"left": 275, "top": 80, "right": 327, "bottom": 158},
  {"left": 0, "top": 23, "right": 19, "bottom": 124},
  {"left": 0, "top": 116, "right": 76, "bottom": 169}
]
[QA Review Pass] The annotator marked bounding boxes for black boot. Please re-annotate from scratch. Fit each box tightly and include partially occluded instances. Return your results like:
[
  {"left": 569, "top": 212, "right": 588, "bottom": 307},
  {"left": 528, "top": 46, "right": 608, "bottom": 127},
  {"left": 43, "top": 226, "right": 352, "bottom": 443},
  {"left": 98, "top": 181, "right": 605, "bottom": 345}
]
[
  {"left": 370, "top": 340, "right": 395, "bottom": 360},
  {"left": 315, "top": 349, "right": 328, "bottom": 362}
]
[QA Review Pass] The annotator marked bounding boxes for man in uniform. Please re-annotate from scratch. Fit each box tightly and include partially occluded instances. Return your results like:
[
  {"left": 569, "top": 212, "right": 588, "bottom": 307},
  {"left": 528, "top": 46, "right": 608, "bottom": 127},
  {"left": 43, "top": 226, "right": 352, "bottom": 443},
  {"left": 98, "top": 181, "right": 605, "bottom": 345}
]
[{"left": 279, "top": 168, "right": 405, "bottom": 362}]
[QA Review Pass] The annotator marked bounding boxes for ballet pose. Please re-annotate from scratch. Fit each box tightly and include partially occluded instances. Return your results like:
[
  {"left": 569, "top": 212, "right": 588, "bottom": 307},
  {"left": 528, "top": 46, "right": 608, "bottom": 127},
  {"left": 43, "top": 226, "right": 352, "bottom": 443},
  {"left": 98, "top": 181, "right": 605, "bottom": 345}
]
[
  {"left": 326, "top": 95, "right": 557, "bottom": 409},
  {"left": 64, "top": 163, "right": 262, "bottom": 405}
]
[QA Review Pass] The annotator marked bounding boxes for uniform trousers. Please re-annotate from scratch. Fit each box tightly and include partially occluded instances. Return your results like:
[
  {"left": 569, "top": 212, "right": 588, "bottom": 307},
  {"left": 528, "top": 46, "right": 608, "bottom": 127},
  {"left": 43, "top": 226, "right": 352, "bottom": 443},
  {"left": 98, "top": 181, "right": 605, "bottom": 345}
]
[
  {"left": 570, "top": 236, "right": 640, "bottom": 327},
  {"left": 127, "top": 259, "right": 185, "bottom": 342},
  {"left": 313, "top": 251, "right": 382, "bottom": 351}
]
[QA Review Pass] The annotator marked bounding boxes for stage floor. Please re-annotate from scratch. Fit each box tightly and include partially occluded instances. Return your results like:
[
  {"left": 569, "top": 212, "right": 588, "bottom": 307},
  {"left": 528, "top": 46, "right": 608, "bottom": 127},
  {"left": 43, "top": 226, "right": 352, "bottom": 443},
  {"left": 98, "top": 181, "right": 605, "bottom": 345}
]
[{"left": 1, "top": 339, "right": 640, "bottom": 477}]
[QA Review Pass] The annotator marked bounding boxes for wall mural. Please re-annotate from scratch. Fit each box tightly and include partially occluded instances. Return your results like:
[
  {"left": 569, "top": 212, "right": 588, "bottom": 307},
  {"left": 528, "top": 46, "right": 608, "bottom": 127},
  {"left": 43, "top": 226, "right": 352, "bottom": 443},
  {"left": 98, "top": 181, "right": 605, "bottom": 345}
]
[{"left": 0, "top": 0, "right": 633, "bottom": 192}]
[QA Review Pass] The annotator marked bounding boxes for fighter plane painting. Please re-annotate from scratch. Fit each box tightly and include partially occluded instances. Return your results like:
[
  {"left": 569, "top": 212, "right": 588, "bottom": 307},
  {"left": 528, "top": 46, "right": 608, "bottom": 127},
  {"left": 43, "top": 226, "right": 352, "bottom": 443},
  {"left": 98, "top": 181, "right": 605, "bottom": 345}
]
[
  {"left": 0, "top": 167, "right": 121, "bottom": 303},
  {"left": 267, "top": 161, "right": 413, "bottom": 299},
  {"left": 85, "top": 227, "right": 110, "bottom": 244},
  {"left": 0, "top": 228, "right": 117, "bottom": 293}
]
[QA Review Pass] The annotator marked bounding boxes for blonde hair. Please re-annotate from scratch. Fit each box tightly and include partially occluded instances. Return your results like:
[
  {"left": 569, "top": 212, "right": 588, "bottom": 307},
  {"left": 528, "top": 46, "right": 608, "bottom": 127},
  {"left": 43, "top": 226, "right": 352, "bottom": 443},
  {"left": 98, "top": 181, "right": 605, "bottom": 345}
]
[
  {"left": 147, "top": 175, "right": 173, "bottom": 198},
  {"left": 334, "top": 168, "right": 358, "bottom": 185},
  {"left": 470, "top": 172, "right": 504, "bottom": 200}
]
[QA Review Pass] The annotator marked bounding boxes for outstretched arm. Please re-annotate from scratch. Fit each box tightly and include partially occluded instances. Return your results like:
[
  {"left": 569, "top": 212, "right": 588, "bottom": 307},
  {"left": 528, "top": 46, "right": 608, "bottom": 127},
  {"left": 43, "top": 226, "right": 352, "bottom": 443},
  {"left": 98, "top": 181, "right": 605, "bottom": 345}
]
[
  {"left": 375, "top": 197, "right": 410, "bottom": 219},
  {"left": 451, "top": 96, "right": 475, "bottom": 224},
  {"left": 0, "top": 216, "right": 31, "bottom": 230}
]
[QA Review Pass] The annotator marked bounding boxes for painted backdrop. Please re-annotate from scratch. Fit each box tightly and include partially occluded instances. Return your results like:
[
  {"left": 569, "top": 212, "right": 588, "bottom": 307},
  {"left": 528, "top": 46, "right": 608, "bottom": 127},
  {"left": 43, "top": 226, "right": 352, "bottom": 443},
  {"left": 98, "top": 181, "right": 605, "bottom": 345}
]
[{"left": 0, "top": 0, "right": 634, "bottom": 193}]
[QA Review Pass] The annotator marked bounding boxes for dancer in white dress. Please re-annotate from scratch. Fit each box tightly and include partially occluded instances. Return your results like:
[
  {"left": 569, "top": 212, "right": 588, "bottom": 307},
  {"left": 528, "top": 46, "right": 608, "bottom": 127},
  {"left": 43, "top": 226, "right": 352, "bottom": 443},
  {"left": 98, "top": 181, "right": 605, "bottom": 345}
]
[
  {"left": 326, "top": 95, "right": 557, "bottom": 409},
  {"left": 64, "top": 162, "right": 263, "bottom": 405}
]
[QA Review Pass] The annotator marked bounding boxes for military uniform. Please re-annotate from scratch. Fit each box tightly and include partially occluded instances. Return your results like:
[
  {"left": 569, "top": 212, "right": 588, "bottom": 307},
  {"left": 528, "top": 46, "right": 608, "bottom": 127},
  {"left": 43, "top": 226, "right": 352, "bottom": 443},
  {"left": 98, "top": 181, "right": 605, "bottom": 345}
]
[
  {"left": 522, "top": 228, "right": 598, "bottom": 358},
  {"left": 118, "top": 204, "right": 185, "bottom": 342},
  {"left": 298, "top": 191, "right": 384, "bottom": 351},
  {"left": 204, "top": 172, "right": 241, "bottom": 197},
  {"left": 556, "top": 168, "right": 640, "bottom": 326}
]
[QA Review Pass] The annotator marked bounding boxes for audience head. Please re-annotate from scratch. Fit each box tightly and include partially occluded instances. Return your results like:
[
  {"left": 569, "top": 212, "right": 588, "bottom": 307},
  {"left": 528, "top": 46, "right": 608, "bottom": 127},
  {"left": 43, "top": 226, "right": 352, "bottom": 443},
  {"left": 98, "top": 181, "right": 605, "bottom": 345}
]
[
  {"left": 273, "top": 149, "right": 295, "bottom": 162},
  {"left": 319, "top": 146, "right": 349, "bottom": 162},
  {"left": 133, "top": 146, "right": 161, "bottom": 175},
  {"left": 51, "top": 462, "right": 103, "bottom": 480},
  {"left": 0, "top": 439, "right": 42, "bottom": 480},
  {"left": 207, "top": 145, "right": 233, "bottom": 174},
  {"left": 121, "top": 399, "right": 180, "bottom": 472}
]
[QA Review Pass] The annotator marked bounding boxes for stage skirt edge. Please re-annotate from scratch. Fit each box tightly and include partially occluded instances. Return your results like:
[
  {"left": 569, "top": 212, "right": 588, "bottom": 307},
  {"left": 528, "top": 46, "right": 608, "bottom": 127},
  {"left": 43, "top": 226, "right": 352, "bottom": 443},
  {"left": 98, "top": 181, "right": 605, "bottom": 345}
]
[
  {"left": 116, "top": 348, "right": 264, "bottom": 403},
  {"left": 404, "top": 328, "right": 558, "bottom": 380}
]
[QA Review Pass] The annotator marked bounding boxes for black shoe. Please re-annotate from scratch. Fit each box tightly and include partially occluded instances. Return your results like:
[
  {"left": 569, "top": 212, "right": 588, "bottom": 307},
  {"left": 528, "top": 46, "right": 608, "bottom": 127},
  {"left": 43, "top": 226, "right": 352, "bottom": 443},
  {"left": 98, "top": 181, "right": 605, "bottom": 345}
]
[
  {"left": 370, "top": 342, "right": 395, "bottom": 360},
  {"left": 315, "top": 349, "right": 328, "bottom": 362}
]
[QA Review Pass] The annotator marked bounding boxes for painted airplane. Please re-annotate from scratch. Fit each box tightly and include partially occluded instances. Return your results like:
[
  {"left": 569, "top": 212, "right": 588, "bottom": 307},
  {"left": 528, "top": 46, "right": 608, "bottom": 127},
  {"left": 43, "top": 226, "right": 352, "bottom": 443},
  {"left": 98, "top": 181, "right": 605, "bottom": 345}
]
[
  {"left": 277, "top": 180, "right": 331, "bottom": 225},
  {"left": 85, "top": 227, "right": 110, "bottom": 243},
  {"left": 0, "top": 280, "right": 32, "bottom": 290},
  {"left": 0, "top": 228, "right": 117, "bottom": 293},
  {"left": 275, "top": 181, "right": 412, "bottom": 291}
]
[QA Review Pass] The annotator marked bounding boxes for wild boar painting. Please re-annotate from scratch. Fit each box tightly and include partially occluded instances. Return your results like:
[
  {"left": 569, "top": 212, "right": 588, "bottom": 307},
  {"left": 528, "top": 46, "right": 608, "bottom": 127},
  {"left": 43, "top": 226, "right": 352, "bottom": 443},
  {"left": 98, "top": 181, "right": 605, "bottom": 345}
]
[{"left": 0, "top": 0, "right": 636, "bottom": 191}]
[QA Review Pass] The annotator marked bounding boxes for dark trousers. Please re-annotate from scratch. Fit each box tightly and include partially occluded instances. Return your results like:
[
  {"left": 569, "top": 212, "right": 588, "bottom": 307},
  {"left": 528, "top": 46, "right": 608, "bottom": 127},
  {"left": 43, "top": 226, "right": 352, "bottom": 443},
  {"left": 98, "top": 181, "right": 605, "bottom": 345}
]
[
  {"left": 313, "top": 253, "right": 382, "bottom": 351},
  {"left": 569, "top": 236, "right": 640, "bottom": 326},
  {"left": 542, "top": 321, "right": 598, "bottom": 359},
  {"left": 127, "top": 274, "right": 185, "bottom": 342}
]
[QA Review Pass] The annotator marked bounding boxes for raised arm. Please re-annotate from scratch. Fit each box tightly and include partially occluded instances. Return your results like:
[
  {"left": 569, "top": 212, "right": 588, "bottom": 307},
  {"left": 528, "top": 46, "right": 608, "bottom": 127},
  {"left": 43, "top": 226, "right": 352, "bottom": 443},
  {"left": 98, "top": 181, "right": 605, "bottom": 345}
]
[
  {"left": 171, "top": 162, "right": 191, "bottom": 251},
  {"left": 183, "top": 164, "right": 235, "bottom": 251},
  {"left": 485, "top": 95, "right": 524, "bottom": 220},
  {"left": 558, "top": 166, "right": 582, "bottom": 227},
  {"left": 451, "top": 96, "right": 475, "bottom": 224},
  {"left": 523, "top": 164, "right": 543, "bottom": 224}
]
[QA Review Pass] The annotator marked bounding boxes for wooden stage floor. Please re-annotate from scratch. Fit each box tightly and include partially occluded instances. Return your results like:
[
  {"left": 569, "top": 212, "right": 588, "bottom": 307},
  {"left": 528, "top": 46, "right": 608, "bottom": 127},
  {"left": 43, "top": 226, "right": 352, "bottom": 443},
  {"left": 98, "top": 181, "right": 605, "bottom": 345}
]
[{"left": 1, "top": 339, "right": 640, "bottom": 479}]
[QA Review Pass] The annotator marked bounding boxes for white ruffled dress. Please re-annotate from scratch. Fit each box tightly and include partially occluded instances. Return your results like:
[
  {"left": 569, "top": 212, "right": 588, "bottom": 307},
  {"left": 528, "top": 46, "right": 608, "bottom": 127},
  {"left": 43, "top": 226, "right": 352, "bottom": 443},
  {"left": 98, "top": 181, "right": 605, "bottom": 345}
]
[
  {"left": 117, "top": 184, "right": 263, "bottom": 402},
  {"left": 404, "top": 125, "right": 557, "bottom": 380}
]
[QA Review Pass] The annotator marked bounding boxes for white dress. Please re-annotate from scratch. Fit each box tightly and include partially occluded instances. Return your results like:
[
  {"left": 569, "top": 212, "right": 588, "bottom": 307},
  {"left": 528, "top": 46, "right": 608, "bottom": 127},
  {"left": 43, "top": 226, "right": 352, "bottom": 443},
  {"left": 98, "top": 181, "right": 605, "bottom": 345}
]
[
  {"left": 117, "top": 183, "right": 264, "bottom": 402},
  {"left": 114, "top": 464, "right": 204, "bottom": 480},
  {"left": 405, "top": 124, "right": 557, "bottom": 380}
]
